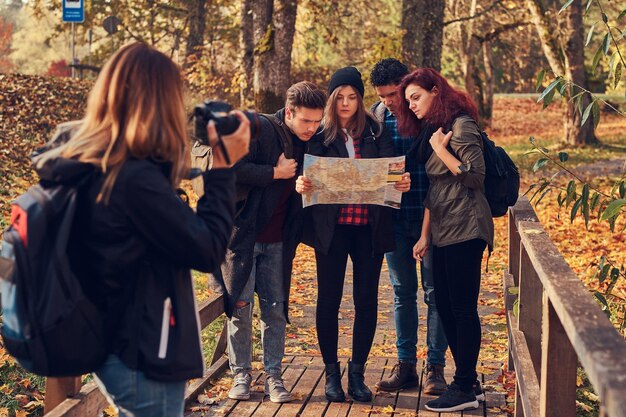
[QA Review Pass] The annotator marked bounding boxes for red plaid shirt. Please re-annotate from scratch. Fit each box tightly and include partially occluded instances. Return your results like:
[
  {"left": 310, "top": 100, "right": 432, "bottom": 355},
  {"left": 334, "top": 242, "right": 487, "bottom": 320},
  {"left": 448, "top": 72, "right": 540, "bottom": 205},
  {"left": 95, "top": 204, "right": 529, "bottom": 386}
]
[{"left": 338, "top": 136, "right": 369, "bottom": 225}]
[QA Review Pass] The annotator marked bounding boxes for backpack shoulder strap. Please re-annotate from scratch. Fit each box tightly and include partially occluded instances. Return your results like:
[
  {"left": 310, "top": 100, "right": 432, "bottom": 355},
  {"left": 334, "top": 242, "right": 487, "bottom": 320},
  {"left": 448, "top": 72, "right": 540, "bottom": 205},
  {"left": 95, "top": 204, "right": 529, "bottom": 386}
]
[{"left": 261, "top": 113, "right": 294, "bottom": 159}]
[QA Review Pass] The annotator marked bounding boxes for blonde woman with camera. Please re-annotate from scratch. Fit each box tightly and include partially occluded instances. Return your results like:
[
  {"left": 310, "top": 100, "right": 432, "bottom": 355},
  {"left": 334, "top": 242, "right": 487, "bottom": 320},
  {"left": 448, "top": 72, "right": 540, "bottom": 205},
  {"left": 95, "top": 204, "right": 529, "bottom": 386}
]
[{"left": 34, "top": 42, "right": 249, "bottom": 417}]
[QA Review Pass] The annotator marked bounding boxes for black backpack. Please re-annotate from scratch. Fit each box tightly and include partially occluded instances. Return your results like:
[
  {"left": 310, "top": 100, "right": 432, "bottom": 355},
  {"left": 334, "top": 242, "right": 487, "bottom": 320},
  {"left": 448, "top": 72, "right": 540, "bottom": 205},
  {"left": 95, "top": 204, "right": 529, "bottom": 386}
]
[
  {"left": 0, "top": 174, "right": 108, "bottom": 376},
  {"left": 481, "top": 131, "right": 519, "bottom": 217}
]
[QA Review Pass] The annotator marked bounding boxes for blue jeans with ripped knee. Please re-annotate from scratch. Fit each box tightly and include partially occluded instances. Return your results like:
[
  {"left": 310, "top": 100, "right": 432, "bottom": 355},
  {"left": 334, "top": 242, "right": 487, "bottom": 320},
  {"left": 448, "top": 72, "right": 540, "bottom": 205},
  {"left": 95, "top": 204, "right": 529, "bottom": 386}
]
[{"left": 227, "top": 242, "right": 286, "bottom": 376}]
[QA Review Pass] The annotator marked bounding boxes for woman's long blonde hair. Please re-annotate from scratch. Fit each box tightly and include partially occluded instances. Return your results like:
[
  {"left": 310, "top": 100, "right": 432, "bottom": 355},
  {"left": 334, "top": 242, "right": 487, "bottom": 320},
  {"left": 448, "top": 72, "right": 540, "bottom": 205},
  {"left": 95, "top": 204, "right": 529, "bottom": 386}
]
[{"left": 37, "top": 42, "right": 189, "bottom": 202}]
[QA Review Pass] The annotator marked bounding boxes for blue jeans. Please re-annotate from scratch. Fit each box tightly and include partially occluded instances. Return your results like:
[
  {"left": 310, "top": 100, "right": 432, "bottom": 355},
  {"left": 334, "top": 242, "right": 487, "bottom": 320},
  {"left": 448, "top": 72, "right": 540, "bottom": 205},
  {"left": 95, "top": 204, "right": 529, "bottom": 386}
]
[
  {"left": 227, "top": 242, "right": 287, "bottom": 376},
  {"left": 384, "top": 220, "right": 448, "bottom": 366},
  {"left": 94, "top": 354, "right": 186, "bottom": 417}
]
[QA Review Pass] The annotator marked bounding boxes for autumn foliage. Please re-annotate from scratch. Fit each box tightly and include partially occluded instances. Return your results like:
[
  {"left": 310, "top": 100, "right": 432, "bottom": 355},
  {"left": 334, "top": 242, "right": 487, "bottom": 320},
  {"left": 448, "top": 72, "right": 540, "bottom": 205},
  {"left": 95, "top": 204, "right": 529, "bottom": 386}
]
[
  {"left": 0, "top": 16, "right": 14, "bottom": 74},
  {"left": 46, "top": 60, "right": 71, "bottom": 77}
]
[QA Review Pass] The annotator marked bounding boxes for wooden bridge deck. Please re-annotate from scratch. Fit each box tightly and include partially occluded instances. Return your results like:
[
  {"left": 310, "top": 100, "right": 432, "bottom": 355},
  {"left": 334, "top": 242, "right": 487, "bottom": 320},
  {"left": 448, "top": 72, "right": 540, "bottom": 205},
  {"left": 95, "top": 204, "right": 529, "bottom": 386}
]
[{"left": 186, "top": 356, "right": 505, "bottom": 417}]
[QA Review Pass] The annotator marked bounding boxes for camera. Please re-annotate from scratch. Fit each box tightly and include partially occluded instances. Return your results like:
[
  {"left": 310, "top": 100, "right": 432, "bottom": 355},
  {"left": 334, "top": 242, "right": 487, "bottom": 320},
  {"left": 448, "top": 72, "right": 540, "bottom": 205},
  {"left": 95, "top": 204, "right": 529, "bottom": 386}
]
[{"left": 193, "top": 100, "right": 261, "bottom": 145}]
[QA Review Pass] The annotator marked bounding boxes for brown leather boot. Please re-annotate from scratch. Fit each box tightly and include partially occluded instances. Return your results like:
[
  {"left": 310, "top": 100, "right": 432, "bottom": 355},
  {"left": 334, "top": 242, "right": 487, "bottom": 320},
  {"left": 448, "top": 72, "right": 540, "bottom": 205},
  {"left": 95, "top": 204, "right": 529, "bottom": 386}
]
[
  {"left": 423, "top": 364, "right": 447, "bottom": 395},
  {"left": 375, "top": 361, "right": 419, "bottom": 392}
]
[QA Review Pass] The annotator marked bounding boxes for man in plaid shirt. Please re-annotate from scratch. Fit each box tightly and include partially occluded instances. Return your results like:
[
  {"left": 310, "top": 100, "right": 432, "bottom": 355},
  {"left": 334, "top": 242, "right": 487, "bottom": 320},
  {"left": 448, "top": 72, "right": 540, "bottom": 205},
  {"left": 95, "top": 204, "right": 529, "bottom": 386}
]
[{"left": 370, "top": 59, "right": 449, "bottom": 394}]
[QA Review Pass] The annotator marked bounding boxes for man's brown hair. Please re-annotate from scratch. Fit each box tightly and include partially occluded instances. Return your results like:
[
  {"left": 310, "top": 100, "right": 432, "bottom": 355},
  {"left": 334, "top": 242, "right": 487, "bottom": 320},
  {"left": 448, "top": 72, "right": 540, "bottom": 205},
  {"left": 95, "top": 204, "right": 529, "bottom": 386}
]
[{"left": 285, "top": 81, "right": 327, "bottom": 112}]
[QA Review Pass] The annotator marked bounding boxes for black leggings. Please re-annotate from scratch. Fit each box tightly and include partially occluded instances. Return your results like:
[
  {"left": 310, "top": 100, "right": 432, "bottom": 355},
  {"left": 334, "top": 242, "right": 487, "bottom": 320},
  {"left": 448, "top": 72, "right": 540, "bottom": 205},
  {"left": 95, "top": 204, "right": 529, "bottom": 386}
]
[
  {"left": 315, "top": 225, "right": 384, "bottom": 365},
  {"left": 432, "top": 238, "right": 486, "bottom": 392}
]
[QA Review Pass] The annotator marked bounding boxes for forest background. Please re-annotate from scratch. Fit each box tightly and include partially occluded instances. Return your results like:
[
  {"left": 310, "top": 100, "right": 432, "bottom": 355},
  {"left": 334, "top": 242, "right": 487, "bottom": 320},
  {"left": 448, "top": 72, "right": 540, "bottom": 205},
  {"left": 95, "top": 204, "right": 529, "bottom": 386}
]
[{"left": 1, "top": 0, "right": 626, "bottom": 416}]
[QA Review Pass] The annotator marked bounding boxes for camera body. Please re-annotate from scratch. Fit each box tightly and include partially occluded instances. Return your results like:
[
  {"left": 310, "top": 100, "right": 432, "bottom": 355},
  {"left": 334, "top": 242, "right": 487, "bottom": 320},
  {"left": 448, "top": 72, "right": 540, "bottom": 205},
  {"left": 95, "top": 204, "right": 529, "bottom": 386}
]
[{"left": 193, "top": 100, "right": 261, "bottom": 145}]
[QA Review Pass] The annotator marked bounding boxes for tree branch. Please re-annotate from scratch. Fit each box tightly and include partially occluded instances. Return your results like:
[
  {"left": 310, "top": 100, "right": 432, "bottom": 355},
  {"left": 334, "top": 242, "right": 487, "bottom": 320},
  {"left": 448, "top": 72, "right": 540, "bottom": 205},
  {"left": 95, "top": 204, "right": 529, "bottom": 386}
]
[
  {"left": 473, "top": 21, "right": 530, "bottom": 43},
  {"left": 444, "top": 0, "right": 503, "bottom": 26}
]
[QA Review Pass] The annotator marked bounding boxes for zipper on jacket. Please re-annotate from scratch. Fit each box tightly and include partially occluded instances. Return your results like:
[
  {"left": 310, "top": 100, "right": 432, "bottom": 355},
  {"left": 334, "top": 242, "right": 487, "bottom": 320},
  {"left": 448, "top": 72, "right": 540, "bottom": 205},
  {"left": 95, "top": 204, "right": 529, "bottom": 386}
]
[{"left": 158, "top": 297, "right": 172, "bottom": 359}]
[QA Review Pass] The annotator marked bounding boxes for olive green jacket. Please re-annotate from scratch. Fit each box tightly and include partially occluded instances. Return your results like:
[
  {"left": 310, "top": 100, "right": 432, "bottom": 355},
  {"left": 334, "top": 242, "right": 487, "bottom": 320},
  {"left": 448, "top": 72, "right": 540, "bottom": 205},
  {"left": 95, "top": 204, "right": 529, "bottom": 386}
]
[{"left": 424, "top": 115, "right": 494, "bottom": 250}]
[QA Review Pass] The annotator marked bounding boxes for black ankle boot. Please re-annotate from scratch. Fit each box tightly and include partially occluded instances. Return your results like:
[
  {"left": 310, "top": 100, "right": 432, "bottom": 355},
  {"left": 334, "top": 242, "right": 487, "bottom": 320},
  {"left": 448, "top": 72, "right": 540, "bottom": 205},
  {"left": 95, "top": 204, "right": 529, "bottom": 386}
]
[
  {"left": 324, "top": 362, "right": 345, "bottom": 402},
  {"left": 348, "top": 361, "right": 372, "bottom": 402}
]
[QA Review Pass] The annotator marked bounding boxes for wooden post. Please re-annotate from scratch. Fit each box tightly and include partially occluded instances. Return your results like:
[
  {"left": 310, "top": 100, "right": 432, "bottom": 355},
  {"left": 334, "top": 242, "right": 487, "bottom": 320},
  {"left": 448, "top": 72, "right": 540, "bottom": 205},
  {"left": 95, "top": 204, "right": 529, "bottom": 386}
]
[
  {"left": 540, "top": 294, "right": 577, "bottom": 417},
  {"left": 44, "top": 377, "right": 81, "bottom": 414},
  {"left": 210, "top": 320, "right": 228, "bottom": 365},
  {"left": 508, "top": 208, "right": 521, "bottom": 284},
  {"left": 518, "top": 245, "right": 542, "bottom": 379},
  {"left": 514, "top": 388, "right": 525, "bottom": 417}
]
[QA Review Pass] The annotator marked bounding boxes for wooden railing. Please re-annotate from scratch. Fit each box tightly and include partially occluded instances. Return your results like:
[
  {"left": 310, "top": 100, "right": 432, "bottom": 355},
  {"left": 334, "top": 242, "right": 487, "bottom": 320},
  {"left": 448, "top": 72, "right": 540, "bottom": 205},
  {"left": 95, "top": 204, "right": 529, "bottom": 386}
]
[
  {"left": 504, "top": 197, "right": 626, "bottom": 417},
  {"left": 43, "top": 293, "right": 229, "bottom": 416}
]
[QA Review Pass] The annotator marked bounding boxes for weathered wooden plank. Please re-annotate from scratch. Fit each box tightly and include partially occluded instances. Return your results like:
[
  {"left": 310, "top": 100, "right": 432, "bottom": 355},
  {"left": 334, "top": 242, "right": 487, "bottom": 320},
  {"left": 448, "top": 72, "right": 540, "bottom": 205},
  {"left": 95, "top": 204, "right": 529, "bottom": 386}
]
[
  {"left": 44, "top": 377, "right": 82, "bottom": 414},
  {"left": 395, "top": 362, "right": 421, "bottom": 415},
  {"left": 346, "top": 357, "right": 387, "bottom": 417},
  {"left": 44, "top": 381, "right": 108, "bottom": 417},
  {"left": 210, "top": 321, "right": 229, "bottom": 365},
  {"left": 325, "top": 359, "right": 352, "bottom": 417},
  {"left": 481, "top": 361, "right": 506, "bottom": 410},
  {"left": 184, "top": 356, "right": 230, "bottom": 406},
  {"left": 418, "top": 362, "right": 454, "bottom": 417},
  {"left": 539, "top": 295, "right": 577, "bottom": 417},
  {"left": 503, "top": 271, "right": 517, "bottom": 372},
  {"left": 508, "top": 197, "right": 539, "bottom": 283},
  {"left": 508, "top": 209, "right": 520, "bottom": 284},
  {"left": 229, "top": 358, "right": 297, "bottom": 417},
  {"left": 514, "top": 388, "right": 523, "bottom": 417},
  {"left": 518, "top": 221, "right": 626, "bottom": 417},
  {"left": 274, "top": 356, "right": 323, "bottom": 417},
  {"left": 517, "top": 245, "right": 542, "bottom": 379},
  {"left": 250, "top": 356, "right": 305, "bottom": 417},
  {"left": 439, "top": 365, "right": 466, "bottom": 417},
  {"left": 201, "top": 371, "right": 266, "bottom": 417},
  {"left": 299, "top": 356, "right": 332, "bottom": 417},
  {"left": 510, "top": 329, "right": 540, "bottom": 417},
  {"left": 368, "top": 358, "right": 395, "bottom": 414},
  {"left": 198, "top": 294, "right": 225, "bottom": 329}
]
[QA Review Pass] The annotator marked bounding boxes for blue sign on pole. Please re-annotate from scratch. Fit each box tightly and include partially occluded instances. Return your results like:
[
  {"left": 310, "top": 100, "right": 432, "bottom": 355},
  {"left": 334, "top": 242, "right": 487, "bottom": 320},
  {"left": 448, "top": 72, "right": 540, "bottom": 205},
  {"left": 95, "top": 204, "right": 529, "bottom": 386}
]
[{"left": 63, "top": 0, "right": 84, "bottom": 23}]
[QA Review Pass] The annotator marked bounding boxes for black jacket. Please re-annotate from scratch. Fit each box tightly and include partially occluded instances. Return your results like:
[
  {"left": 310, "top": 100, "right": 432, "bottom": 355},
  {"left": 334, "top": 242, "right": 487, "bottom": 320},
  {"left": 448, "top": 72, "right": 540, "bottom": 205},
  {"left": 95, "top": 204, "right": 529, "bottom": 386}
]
[
  {"left": 210, "top": 109, "right": 314, "bottom": 319},
  {"left": 40, "top": 153, "right": 236, "bottom": 382},
  {"left": 301, "top": 116, "right": 396, "bottom": 255}
]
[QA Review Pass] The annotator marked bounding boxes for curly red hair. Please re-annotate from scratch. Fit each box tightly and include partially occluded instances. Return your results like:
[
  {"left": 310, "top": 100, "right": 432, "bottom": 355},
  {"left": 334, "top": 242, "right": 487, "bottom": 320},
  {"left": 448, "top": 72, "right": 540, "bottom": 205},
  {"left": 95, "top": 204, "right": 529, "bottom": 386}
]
[{"left": 396, "top": 68, "right": 478, "bottom": 137}]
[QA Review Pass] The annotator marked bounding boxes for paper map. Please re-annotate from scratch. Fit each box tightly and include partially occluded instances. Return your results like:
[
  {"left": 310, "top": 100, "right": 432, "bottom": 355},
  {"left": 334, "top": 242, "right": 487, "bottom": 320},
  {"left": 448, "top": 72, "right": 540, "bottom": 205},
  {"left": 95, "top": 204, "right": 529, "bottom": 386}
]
[{"left": 302, "top": 154, "right": 406, "bottom": 209}]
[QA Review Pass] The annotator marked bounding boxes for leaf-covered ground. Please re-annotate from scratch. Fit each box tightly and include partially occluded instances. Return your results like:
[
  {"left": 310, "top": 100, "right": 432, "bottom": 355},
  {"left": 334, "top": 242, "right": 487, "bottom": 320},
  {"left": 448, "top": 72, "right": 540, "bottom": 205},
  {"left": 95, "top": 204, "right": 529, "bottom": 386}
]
[{"left": 1, "top": 74, "right": 625, "bottom": 416}]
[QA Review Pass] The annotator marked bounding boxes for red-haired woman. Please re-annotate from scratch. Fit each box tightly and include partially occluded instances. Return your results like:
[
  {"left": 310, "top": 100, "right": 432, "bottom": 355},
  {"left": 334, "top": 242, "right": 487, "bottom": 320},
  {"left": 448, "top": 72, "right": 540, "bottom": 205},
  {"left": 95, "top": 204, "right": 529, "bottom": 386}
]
[{"left": 396, "top": 68, "right": 493, "bottom": 413}]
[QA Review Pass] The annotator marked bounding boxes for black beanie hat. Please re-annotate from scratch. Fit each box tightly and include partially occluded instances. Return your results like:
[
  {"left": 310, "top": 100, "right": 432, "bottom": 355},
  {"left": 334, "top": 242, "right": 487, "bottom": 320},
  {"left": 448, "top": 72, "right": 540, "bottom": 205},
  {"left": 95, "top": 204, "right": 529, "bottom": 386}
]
[{"left": 328, "top": 66, "right": 365, "bottom": 98}]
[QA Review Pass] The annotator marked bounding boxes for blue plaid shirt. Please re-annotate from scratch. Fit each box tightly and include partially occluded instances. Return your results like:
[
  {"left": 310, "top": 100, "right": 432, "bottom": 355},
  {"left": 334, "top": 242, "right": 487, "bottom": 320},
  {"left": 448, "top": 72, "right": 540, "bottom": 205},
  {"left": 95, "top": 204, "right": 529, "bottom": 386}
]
[{"left": 383, "top": 108, "right": 429, "bottom": 226}]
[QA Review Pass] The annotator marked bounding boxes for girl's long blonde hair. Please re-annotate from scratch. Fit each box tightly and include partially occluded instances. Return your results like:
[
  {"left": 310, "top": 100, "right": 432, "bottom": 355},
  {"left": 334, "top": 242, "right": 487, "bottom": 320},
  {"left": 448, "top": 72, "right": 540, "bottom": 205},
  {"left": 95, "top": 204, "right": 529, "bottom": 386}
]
[
  {"left": 322, "top": 85, "right": 373, "bottom": 146},
  {"left": 37, "top": 42, "right": 189, "bottom": 202}
]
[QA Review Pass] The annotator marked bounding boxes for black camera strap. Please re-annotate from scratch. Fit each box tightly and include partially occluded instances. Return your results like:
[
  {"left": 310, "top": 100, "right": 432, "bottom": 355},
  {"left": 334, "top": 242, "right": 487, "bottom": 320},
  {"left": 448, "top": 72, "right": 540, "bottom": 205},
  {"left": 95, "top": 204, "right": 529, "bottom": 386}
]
[{"left": 213, "top": 133, "right": 231, "bottom": 166}]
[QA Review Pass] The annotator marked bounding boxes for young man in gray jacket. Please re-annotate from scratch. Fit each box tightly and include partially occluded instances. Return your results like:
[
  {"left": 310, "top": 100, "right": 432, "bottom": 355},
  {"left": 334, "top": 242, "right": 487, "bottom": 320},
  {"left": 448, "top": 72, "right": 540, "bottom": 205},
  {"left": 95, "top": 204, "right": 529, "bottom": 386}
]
[{"left": 369, "top": 59, "right": 448, "bottom": 394}]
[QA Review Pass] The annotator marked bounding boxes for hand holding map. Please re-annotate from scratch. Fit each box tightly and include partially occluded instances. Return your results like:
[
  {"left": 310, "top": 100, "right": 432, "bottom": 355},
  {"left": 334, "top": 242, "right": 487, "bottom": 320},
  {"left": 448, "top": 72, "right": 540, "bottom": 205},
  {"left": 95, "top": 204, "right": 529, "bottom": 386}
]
[{"left": 301, "top": 154, "right": 406, "bottom": 209}]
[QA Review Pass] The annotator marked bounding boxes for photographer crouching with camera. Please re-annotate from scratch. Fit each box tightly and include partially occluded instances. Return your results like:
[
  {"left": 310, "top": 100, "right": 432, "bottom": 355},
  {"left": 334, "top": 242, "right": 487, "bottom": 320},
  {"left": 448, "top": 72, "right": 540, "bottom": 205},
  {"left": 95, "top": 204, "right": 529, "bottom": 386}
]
[
  {"left": 33, "top": 42, "right": 250, "bottom": 417},
  {"left": 208, "top": 82, "right": 327, "bottom": 403}
]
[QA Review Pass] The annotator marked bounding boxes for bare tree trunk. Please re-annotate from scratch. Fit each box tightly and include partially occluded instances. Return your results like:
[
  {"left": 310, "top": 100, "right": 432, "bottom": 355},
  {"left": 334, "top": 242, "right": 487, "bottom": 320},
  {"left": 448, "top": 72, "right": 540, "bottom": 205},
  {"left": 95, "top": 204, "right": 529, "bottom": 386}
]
[
  {"left": 482, "top": 40, "right": 494, "bottom": 128},
  {"left": 401, "top": 0, "right": 444, "bottom": 70},
  {"left": 240, "top": 0, "right": 254, "bottom": 107},
  {"left": 401, "top": 0, "right": 425, "bottom": 68},
  {"left": 526, "top": 0, "right": 565, "bottom": 76},
  {"left": 184, "top": 0, "right": 208, "bottom": 69},
  {"left": 563, "top": 1, "right": 597, "bottom": 145},
  {"left": 421, "top": 0, "right": 444, "bottom": 70},
  {"left": 252, "top": 0, "right": 297, "bottom": 113},
  {"left": 527, "top": 0, "right": 597, "bottom": 145}
]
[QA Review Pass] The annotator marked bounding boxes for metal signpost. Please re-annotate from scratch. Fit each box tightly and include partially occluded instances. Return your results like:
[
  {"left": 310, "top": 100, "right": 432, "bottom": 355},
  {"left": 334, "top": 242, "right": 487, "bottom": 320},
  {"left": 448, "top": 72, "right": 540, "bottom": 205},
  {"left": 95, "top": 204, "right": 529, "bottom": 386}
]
[{"left": 62, "top": 0, "right": 84, "bottom": 78}]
